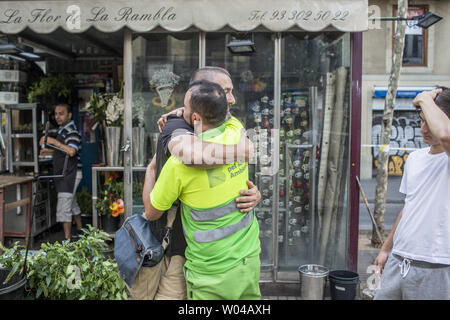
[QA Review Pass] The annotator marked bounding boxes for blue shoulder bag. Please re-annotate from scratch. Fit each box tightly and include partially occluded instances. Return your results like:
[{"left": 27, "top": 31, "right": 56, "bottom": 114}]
[{"left": 114, "top": 208, "right": 176, "bottom": 288}]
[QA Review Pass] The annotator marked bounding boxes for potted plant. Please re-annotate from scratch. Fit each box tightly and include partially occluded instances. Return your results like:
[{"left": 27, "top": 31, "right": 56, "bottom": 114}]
[
  {"left": 0, "top": 226, "right": 129, "bottom": 300},
  {"left": 85, "top": 87, "right": 124, "bottom": 166},
  {"left": 27, "top": 73, "right": 73, "bottom": 105},
  {"left": 76, "top": 187, "right": 93, "bottom": 227},
  {"left": 132, "top": 91, "right": 148, "bottom": 167},
  {"left": 96, "top": 172, "right": 124, "bottom": 233}
]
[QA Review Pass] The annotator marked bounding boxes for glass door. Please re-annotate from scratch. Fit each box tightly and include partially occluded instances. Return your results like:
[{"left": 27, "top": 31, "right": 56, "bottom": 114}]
[
  {"left": 206, "top": 32, "right": 277, "bottom": 280},
  {"left": 130, "top": 33, "right": 199, "bottom": 213},
  {"left": 278, "top": 32, "right": 352, "bottom": 277}
]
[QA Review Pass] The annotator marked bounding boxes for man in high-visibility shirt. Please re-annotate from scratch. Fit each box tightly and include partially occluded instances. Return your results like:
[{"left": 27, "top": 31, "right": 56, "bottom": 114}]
[{"left": 146, "top": 80, "right": 261, "bottom": 300}]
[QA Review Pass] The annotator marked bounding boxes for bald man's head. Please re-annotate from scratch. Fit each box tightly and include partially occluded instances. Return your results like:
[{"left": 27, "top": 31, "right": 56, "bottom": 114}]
[
  {"left": 189, "top": 67, "right": 235, "bottom": 106},
  {"left": 189, "top": 67, "right": 231, "bottom": 85}
]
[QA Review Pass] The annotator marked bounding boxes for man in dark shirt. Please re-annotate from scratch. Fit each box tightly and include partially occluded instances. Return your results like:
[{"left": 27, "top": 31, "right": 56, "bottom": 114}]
[
  {"left": 136, "top": 67, "right": 261, "bottom": 300},
  {"left": 39, "top": 103, "right": 82, "bottom": 240}
]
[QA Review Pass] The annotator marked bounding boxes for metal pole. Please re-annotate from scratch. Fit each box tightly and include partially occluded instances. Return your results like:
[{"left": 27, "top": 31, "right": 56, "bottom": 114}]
[
  {"left": 368, "top": 17, "right": 410, "bottom": 21},
  {"left": 92, "top": 167, "right": 98, "bottom": 228},
  {"left": 348, "top": 32, "right": 363, "bottom": 271},
  {"left": 32, "top": 105, "right": 38, "bottom": 175},
  {"left": 199, "top": 32, "right": 206, "bottom": 68},
  {"left": 272, "top": 32, "right": 281, "bottom": 282},
  {"left": 309, "top": 86, "right": 317, "bottom": 258},
  {"left": 123, "top": 28, "right": 133, "bottom": 218}
]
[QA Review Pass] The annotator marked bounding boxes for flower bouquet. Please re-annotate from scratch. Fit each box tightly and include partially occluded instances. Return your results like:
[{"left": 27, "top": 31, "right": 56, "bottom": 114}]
[
  {"left": 132, "top": 92, "right": 147, "bottom": 128},
  {"left": 96, "top": 173, "right": 124, "bottom": 232},
  {"left": 85, "top": 87, "right": 125, "bottom": 166},
  {"left": 85, "top": 90, "right": 124, "bottom": 128}
]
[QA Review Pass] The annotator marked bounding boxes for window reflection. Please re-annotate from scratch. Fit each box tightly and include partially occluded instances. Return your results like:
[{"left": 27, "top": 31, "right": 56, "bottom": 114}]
[
  {"left": 281, "top": 32, "right": 351, "bottom": 270},
  {"left": 131, "top": 33, "right": 199, "bottom": 209},
  {"left": 206, "top": 32, "right": 275, "bottom": 267}
]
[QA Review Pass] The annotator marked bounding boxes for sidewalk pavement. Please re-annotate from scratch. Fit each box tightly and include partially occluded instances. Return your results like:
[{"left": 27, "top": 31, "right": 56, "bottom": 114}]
[{"left": 8, "top": 177, "right": 403, "bottom": 300}]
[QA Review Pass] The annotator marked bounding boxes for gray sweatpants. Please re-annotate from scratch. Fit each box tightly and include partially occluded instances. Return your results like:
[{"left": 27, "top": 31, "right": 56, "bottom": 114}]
[{"left": 374, "top": 253, "right": 450, "bottom": 300}]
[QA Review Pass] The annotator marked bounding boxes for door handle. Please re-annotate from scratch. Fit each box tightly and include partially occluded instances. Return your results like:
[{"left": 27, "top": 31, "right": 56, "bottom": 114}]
[{"left": 120, "top": 140, "right": 130, "bottom": 152}]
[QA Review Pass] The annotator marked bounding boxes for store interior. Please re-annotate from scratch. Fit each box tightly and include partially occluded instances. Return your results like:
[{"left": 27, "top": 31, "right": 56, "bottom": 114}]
[{"left": 1, "top": 28, "right": 353, "bottom": 283}]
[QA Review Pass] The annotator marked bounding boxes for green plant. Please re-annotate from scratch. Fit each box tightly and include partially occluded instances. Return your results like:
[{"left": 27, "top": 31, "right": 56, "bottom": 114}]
[
  {"left": 76, "top": 186, "right": 92, "bottom": 216},
  {"left": 96, "top": 173, "right": 124, "bottom": 216},
  {"left": 27, "top": 73, "right": 73, "bottom": 103},
  {"left": 0, "top": 226, "right": 129, "bottom": 300}
]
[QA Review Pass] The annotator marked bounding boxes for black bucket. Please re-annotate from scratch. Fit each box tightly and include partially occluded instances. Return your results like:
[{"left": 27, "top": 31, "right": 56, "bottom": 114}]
[
  {"left": 101, "top": 214, "right": 120, "bottom": 233},
  {"left": 0, "top": 268, "right": 26, "bottom": 300},
  {"left": 329, "top": 270, "right": 359, "bottom": 300}
]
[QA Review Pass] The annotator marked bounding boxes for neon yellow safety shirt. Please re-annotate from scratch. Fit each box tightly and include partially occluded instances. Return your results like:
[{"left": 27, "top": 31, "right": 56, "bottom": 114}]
[{"left": 150, "top": 117, "right": 261, "bottom": 275}]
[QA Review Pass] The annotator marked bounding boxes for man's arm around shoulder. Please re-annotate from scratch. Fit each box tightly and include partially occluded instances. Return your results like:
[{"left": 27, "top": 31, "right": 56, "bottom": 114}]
[{"left": 143, "top": 156, "right": 180, "bottom": 221}]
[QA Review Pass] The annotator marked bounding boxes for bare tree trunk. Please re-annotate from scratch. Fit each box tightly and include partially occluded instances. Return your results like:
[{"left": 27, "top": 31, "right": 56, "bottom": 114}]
[{"left": 372, "top": 0, "right": 407, "bottom": 247}]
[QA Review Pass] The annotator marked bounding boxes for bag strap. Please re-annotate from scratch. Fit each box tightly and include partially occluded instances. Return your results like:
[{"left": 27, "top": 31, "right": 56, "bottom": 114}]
[
  {"left": 124, "top": 222, "right": 143, "bottom": 253},
  {"left": 162, "top": 205, "right": 177, "bottom": 250},
  {"left": 166, "top": 205, "right": 177, "bottom": 228}
]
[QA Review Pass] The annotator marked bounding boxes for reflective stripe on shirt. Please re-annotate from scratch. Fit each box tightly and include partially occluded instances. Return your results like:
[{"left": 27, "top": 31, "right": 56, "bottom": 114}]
[
  {"left": 189, "top": 199, "right": 238, "bottom": 221},
  {"left": 193, "top": 211, "right": 254, "bottom": 243}
]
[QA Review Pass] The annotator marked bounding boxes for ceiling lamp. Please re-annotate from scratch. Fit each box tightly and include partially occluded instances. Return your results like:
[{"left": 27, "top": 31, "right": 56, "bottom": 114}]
[{"left": 227, "top": 34, "right": 256, "bottom": 55}]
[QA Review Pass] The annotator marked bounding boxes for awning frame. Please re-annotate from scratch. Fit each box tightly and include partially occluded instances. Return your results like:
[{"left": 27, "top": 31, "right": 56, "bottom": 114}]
[{"left": 0, "top": 0, "right": 368, "bottom": 35}]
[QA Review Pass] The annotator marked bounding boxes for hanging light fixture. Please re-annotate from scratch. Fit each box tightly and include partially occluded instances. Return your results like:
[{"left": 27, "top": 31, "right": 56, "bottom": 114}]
[
  {"left": 0, "top": 44, "right": 21, "bottom": 54},
  {"left": 227, "top": 34, "right": 256, "bottom": 55},
  {"left": 369, "top": 11, "right": 443, "bottom": 29},
  {"left": 416, "top": 12, "right": 442, "bottom": 29},
  {"left": 0, "top": 43, "right": 40, "bottom": 59}
]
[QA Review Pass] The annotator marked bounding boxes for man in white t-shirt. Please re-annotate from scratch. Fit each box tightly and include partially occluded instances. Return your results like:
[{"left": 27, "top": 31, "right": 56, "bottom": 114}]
[{"left": 374, "top": 87, "right": 450, "bottom": 300}]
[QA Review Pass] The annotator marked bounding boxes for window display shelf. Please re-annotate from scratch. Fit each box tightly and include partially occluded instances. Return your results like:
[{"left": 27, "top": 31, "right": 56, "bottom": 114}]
[
  {"left": 12, "top": 161, "right": 36, "bottom": 167},
  {"left": 5, "top": 103, "right": 39, "bottom": 175},
  {"left": 3, "top": 103, "right": 57, "bottom": 240},
  {"left": 11, "top": 133, "right": 34, "bottom": 138},
  {"left": 247, "top": 86, "right": 318, "bottom": 271}
]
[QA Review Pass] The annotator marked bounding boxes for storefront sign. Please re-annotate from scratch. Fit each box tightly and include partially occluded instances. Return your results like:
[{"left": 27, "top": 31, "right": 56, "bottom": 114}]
[
  {"left": 0, "top": 0, "right": 368, "bottom": 34},
  {"left": 0, "top": 70, "right": 27, "bottom": 82},
  {"left": 0, "top": 91, "right": 18, "bottom": 104},
  {"left": 372, "top": 86, "right": 437, "bottom": 110}
]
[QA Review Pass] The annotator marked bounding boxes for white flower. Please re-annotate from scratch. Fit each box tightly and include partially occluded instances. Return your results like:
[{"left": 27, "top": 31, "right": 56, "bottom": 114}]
[
  {"left": 132, "top": 94, "right": 147, "bottom": 127},
  {"left": 105, "top": 94, "right": 124, "bottom": 126}
]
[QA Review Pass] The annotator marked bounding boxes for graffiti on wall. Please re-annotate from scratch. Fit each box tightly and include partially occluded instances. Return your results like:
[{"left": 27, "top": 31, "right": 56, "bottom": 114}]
[{"left": 372, "top": 111, "right": 426, "bottom": 176}]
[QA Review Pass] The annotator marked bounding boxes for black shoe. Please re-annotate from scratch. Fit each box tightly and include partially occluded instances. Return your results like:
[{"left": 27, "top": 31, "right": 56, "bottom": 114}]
[{"left": 71, "top": 229, "right": 83, "bottom": 239}]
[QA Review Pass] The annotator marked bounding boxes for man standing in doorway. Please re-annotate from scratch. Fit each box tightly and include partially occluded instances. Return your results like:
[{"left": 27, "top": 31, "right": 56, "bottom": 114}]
[
  {"left": 147, "top": 81, "right": 261, "bottom": 300},
  {"left": 39, "top": 103, "right": 83, "bottom": 241},
  {"left": 374, "top": 88, "right": 450, "bottom": 299}
]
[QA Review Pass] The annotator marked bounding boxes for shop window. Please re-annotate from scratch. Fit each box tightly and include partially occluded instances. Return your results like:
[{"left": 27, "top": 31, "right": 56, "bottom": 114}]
[
  {"left": 281, "top": 32, "right": 351, "bottom": 271},
  {"left": 131, "top": 33, "right": 199, "bottom": 210},
  {"left": 206, "top": 32, "right": 276, "bottom": 267},
  {"left": 206, "top": 32, "right": 351, "bottom": 272},
  {"left": 393, "top": 5, "right": 428, "bottom": 67}
]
